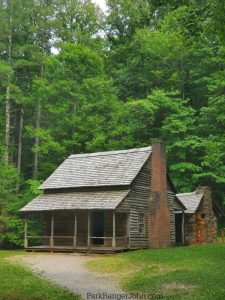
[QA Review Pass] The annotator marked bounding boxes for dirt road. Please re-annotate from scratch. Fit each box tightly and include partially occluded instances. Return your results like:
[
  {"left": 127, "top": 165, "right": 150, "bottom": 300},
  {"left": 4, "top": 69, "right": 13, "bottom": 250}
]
[{"left": 17, "top": 253, "right": 125, "bottom": 300}]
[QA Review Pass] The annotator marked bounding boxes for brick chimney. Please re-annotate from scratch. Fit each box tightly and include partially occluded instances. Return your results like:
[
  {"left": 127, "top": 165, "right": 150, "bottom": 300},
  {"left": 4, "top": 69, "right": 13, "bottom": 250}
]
[{"left": 148, "top": 141, "right": 171, "bottom": 248}]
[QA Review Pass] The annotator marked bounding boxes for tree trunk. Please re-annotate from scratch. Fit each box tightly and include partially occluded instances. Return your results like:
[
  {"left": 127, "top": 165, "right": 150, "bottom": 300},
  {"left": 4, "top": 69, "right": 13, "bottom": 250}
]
[
  {"left": 180, "top": 49, "right": 185, "bottom": 100},
  {"left": 4, "top": 86, "right": 11, "bottom": 163},
  {"left": 33, "top": 99, "right": 41, "bottom": 179},
  {"left": 17, "top": 108, "right": 24, "bottom": 174},
  {"left": 3, "top": 1, "right": 13, "bottom": 164},
  {"left": 33, "top": 64, "right": 44, "bottom": 179}
]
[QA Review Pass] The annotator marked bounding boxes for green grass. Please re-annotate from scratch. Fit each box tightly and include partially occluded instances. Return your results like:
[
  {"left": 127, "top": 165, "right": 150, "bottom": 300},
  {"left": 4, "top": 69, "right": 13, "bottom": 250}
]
[
  {"left": 0, "top": 250, "right": 80, "bottom": 300},
  {"left": 87, "top": 243, "right": 225, "bottom": 300}
]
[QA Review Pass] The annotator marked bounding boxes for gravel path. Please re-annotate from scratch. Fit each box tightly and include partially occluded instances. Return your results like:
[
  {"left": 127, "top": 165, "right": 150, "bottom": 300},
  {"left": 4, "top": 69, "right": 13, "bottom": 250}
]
[{"left": 16, "top": 253, "right": 125, "bottom": 299}]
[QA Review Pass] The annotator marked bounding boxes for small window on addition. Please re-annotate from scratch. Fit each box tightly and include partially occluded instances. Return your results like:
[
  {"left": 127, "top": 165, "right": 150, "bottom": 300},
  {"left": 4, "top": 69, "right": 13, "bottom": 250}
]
[{"left": 138, "top": 213, "right": 145, "bottom": 234}]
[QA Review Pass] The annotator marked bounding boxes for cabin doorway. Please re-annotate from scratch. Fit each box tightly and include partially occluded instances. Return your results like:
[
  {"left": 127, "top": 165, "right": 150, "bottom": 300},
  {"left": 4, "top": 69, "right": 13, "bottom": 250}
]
[
  {"left": 91, "top": 211, "right": 104, "bottom": 245},
  {"left": 175, "top": 213, "right": 184, "bottom": 244}
]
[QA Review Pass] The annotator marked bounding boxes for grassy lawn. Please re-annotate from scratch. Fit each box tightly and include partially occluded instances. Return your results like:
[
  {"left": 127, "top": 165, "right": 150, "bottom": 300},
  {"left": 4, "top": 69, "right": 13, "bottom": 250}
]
[
  {"left": 0, "top": 250, "right": 80, "bottom": 300},
  {"left": 87, "top": 243, "right": 225, "bottom": 300}
]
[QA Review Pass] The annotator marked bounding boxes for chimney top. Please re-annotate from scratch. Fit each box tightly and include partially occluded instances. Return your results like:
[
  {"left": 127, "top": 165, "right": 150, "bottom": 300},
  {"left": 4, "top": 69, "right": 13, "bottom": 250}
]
[{"left": 196, "top": 186, "right": 211, "bottom": 194}]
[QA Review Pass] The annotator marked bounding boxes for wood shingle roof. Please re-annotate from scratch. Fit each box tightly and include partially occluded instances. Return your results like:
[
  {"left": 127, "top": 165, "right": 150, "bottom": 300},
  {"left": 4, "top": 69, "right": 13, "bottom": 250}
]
[
  {"left": 20, "top": 190, "right": 130, "bottom": 212},
  {"left": 39, "top": 147, "right": 152, "bottom": 190},
  {"left": 176, "top": 192, "right": 203, "bottom": 213}
]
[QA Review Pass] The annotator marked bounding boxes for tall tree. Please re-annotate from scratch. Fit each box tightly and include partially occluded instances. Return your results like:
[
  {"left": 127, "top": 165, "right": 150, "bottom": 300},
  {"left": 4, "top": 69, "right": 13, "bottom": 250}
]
[
  {"left": 29, "top": 0, "right": 54, "bottom": 179},
  {"left": 0, "top": 0, "right": 14, "bottom": 164},
  {"left": 54, "top": 0, "right": 103, "bottom": 49}
]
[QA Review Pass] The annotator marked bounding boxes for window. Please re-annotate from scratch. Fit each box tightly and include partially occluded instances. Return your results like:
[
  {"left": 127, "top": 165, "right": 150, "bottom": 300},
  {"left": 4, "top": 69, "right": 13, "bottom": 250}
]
[{"left": 138, "top": 213, "right": 145, "bottom": 234}]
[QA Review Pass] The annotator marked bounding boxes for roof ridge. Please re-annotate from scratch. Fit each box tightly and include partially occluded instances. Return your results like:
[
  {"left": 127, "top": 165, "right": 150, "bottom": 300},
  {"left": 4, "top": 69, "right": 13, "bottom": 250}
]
[
  {"left": 176, "top": 192, "right": 196, "bottom": 196},
  {"left": 68, "top": 146, "right": 152, "bottom": 159},
  {"left": 176, "top": 191, "right": 204, "bottom": 197}
]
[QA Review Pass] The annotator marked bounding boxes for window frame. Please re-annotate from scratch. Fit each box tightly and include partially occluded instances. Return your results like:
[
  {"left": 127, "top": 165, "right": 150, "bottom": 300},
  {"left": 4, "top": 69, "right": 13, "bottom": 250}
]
[{"left": 138, "top": 212, "right": 145, "bottom": 234}]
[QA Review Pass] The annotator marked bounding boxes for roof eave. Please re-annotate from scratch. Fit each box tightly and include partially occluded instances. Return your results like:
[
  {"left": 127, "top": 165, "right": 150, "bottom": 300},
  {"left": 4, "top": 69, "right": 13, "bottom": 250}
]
[
  {"left": 174, "top": 196, "right": 187, "bottom": 210},
  {"left": 39, "top": 184, "right": 131, "bottom": 192}
]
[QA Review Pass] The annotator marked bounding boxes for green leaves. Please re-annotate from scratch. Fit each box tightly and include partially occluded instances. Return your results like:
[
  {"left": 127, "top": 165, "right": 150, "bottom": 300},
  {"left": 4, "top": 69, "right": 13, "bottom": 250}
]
[
  {"left": 0, "top": 163, "right": 19, "bottom": 199},
  {"left": 55, "top": 0, "right": 103, "bottom": 45},
  {"left": 0, "top": 62, "right": 12, "bottom": 84}
]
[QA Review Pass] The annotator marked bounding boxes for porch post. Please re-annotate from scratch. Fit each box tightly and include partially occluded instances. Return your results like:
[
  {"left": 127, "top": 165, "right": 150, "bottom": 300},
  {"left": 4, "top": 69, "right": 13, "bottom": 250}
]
[
  {"left": 50, "top": 212, "right": 54, "bottom": 248},
  {"left": 74, "top": 211, "right": 77, "bottom": 248},
  {"left": 87, "top": 211, "right": 91, "bottom": 249},
  {"left": 182, "top": 212, "right": 185, "bottom": 244},
  {"left": 127, "top": 213, "right": 130, "bottom": 248},
  {"left": 112, "top": 211, "right": 116, "bottom": 248},
  {"left": 24, "top": 218, "right": 28, "bottom": 248}
]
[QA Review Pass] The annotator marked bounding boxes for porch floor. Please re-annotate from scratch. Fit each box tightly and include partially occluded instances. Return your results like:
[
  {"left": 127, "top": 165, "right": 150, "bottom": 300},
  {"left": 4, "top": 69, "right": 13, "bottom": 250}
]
[{"left": 26, "top": 245, "right": 130, "bottom": 253}]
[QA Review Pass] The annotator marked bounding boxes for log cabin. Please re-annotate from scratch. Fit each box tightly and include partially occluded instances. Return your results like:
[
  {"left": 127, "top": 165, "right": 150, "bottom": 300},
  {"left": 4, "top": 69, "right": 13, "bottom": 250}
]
[{"left": 20, "top": 141, "right": 218, "bottom": 253}]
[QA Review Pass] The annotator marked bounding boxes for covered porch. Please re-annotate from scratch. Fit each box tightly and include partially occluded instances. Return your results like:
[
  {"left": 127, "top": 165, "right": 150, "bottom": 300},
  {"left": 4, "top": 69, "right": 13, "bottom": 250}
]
[{"left": 23, "top": 210, "right": 130, "bottom": 253}]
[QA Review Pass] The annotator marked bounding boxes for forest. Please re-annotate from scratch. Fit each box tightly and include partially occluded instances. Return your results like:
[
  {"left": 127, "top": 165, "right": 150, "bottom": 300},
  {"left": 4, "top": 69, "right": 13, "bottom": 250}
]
[{"left": 0, "top": 0, "right": 224, "bottom": 247}]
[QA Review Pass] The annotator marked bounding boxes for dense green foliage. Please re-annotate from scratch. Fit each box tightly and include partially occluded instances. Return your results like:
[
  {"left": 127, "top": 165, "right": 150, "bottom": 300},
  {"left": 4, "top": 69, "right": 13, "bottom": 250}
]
[
  {"left": 87, "top": 243, "right": 225, "bottom": 299},
  {"left": 0, "top": 0, "right": 224, "bottom": 247},
  {"left": 0, "top": 251, "right": 80, "bottom": 299}
]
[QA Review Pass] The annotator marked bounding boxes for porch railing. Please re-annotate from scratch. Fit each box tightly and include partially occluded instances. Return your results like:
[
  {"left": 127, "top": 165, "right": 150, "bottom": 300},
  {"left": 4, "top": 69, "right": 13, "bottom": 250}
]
[{"left": 25, "top": 235, "right": 129, "bottom": 249}]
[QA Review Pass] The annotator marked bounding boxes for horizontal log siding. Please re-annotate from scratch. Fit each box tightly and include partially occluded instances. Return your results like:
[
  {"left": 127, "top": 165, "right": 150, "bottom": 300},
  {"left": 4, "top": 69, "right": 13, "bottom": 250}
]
[
  {"left": 124, "top": 157, "right": 151, "bottom": 248},
  {"left": 77, "top": 211, "right": 88, "bottom": 246},
  {"left": 167, "top": 188, "right": 176, "bottom": 245},
  {"left": 116, "top": 196, "right": 130, "bottom": 212},
  {"left": 117, "top": 159, "right": 178, "bottom": 248}
]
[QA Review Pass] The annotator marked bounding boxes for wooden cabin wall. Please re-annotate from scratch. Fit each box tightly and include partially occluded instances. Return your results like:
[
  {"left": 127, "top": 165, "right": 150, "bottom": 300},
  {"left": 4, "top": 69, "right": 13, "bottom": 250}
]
[
  {"left": 104, "top": 211, "right": 113, "bottom": 236},
  {"left": 116, "top": 197, "right": 130, "bottom": 212},
  {"left": 104, "top": 211, "right": 113, "bottom": 246},
  {"left": 167, "top": 182, "right": 176, "bottom": 246},
  {"left": 54, "top": 212, "right": 74, "bottom": 246},
  {"left": 104, "top": 211, "right": 128, "bottom": 247},
  {"left": 77, "top": 210, "right": 88, "bottom": 246},
  {"left": 54, "top": 212, "right": 74, "bottom": 235},
  {"left": 121, "top": 157, "right": 151, "bottom": 249},
  {"left": 117, "top": 158, "right": 178, "bottom": 249},
  {"left": 44, "top": 212, "right": 74, "bottom": 246},
  {"left": 115, "top": 213, "right": 128, "bottom": 247},
  {"left": 44, "top": 213, "right": 51, "bottom": 236},
  {"left": 116, "top": 213, "right": 128, "bottom": 236}
]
